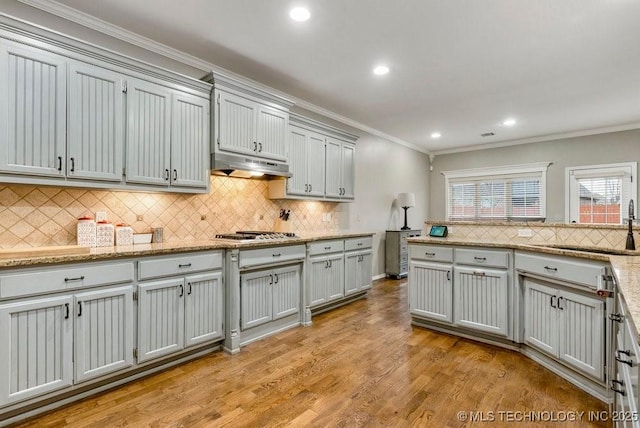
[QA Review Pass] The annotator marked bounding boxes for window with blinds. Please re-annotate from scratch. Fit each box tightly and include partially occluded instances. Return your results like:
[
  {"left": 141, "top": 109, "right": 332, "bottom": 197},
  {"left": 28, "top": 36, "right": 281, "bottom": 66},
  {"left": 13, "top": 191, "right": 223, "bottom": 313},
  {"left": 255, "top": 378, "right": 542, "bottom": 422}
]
[
  {"left": 567, "top": 163, "right": 637, "bottom": 224},
  {"left": 444, "top": 163, "right": 549, "bottom": 221}
]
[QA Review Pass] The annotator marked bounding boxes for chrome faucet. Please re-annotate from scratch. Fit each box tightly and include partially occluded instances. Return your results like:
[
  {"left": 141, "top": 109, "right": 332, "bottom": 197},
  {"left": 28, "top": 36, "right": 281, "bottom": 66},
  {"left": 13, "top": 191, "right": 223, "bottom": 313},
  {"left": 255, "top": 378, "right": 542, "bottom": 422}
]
[{"left": 626, "top": 199, "right": 635, "bottom": 250}]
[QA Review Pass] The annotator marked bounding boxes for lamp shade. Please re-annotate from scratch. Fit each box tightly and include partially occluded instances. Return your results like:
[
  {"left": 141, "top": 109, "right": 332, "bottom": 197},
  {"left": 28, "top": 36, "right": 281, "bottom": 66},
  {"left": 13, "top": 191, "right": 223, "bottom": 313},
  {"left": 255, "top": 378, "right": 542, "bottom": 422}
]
[{"left": 397, "top": 192, "right": 416, "bottom": 208}]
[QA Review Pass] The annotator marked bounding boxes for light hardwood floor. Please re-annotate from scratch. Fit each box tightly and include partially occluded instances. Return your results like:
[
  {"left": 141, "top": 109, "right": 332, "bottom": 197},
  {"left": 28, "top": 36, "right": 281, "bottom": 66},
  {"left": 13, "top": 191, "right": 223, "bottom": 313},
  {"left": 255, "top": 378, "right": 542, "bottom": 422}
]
[{"left": 13, "top": 278, "right": 609, "bottom": 427}]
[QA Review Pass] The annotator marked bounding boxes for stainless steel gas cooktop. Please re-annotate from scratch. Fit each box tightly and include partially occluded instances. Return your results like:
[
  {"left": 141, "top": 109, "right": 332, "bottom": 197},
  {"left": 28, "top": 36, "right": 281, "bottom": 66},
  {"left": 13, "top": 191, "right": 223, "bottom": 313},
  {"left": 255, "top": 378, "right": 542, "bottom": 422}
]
[{"left": 214, "top": 231, "right": 297, "bottom": 241}]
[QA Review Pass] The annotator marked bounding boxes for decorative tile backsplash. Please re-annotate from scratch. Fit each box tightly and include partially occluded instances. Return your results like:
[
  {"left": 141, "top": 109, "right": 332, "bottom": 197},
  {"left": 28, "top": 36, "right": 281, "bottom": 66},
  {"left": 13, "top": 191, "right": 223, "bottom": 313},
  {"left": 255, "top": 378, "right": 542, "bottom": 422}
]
[
  {"left": 425, "top": 221, "right": 632, "bottom": 249},
  {"left": 0, "top": 177, "right": 339, "bottom": 248}
]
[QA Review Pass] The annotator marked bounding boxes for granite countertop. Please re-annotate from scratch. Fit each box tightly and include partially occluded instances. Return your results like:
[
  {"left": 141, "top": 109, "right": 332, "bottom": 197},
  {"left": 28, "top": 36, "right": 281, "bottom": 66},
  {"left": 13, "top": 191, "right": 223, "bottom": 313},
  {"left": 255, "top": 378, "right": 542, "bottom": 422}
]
[
  {"left": 0, "top": 231, "right": 375, "bottom": 269},
  {"left": 407, "top": 236, "right": 640, "bottom": 339}
]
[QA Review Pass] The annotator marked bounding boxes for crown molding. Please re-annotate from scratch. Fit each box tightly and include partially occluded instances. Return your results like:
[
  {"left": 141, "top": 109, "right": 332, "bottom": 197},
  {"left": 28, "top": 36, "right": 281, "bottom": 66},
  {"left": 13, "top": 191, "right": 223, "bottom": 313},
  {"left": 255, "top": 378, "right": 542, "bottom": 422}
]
[
  {"left": 430, "top": 122, "right": 640, "bottom": 156},
  {"left": 17, "top": 0, "right": 429, "bottom": 154}
]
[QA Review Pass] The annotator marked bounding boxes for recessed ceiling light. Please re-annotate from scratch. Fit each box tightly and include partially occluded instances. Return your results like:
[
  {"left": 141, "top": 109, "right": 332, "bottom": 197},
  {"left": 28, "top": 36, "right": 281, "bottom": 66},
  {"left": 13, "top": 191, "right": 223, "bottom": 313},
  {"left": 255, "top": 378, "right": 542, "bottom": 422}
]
[
  {"left": 502, "top": 118, "right": 516, "bottom": 127},
  {"left": 289, "top": 7, "right": 310, "bottom": 22},
  {"left": 431, "top": 132, "right": 441, "bottom": 139},
  {"left": 373, "top": 65, "right": 389, "bottom": 76}
]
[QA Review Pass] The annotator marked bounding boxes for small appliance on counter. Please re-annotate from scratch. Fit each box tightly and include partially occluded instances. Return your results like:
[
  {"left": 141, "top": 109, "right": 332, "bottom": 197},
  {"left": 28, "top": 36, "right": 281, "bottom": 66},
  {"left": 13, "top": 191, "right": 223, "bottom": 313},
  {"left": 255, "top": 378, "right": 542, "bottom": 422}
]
[{"left": 214, "top": 231, "right": 298, "bottom": 242}]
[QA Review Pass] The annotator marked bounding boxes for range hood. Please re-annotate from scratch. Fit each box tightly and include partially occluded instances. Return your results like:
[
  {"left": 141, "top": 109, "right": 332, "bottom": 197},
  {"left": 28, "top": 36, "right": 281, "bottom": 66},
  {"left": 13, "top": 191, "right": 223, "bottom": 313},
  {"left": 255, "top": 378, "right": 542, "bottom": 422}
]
[{"left": 211, "top": 152, "right": 291, "bottom": 179}]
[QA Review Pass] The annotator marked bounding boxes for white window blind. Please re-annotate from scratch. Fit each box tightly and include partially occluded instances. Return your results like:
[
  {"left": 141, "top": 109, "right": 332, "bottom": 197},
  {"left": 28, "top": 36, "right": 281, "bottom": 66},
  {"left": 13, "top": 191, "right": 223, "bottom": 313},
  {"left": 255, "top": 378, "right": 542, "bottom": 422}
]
[
  {"left": 444, "top": 163, "right": 549, "bottom": 221},
  {"left": 567, "top": 163, "right": 637, "bottom": 224}
]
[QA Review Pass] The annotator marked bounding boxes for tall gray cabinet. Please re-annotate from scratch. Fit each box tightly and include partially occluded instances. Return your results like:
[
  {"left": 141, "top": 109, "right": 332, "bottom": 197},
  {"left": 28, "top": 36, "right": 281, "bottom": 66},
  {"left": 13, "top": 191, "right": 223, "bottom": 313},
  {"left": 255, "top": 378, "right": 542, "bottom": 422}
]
[{"left": 385, "top": 230, "right": 421, "bottom": 279}]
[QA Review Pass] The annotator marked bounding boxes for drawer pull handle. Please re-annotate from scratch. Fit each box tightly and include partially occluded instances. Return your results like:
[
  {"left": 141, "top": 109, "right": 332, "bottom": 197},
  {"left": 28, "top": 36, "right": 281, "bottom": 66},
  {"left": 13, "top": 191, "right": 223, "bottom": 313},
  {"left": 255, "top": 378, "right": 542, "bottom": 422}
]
[
  {"left": 272, "top": 253, "right": 281, "bottom": 257},
  {"left": 179, "top": 263, "right": 192, "bottom": 268},
  {"left": 64, "top": 303, "right": 70, "bottom": 319},
  {"left": 610, "top": 380, "right": 626, "bottom": 396},
  {"left": 472, "top": 271, "right": 486, "bottom": 276},
  {"left": 324, "top": 246, "right": 332, "bottom": 250},
  {"left": 357, "top": 243, "right": 363, "bottom": 246},
  {"left": 425, "top": 252, "right": 436, "bottom": 257},
  {"left": 616, "top": 350, "right": 634, "bottom": 367},
  {"left": 77, "top": 301, "right": 82, "bottom": 317},
  {"left": 544, "top": 266, "right": 558, "bottom": 272},
  {"left": 473, "top": 257, "right": 486, "bottom": 262},
  {"left": 64, "top": 276, "right": 85, "bottom": 282},
  {"left": 609, "top": 313, "right": 624, "bottom": 323}
]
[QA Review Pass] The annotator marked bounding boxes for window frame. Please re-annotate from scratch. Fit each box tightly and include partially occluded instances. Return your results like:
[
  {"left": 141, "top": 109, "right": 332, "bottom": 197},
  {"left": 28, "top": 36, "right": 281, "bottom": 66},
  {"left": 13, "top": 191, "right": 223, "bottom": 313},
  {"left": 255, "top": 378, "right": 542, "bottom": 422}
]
[
  {"left": 443, "top": 162, "right": 550, "bottom": 222},
  {"left": 565, "top": 162, "right": 637, "bottom": 224}
]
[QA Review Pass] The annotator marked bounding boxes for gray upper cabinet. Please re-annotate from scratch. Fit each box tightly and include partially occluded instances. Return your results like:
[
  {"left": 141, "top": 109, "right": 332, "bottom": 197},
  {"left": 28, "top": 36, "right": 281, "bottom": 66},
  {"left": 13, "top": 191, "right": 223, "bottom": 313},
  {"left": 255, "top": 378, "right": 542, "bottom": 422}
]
[
  {"left": 0, "top": 41, "right": 67, "bottom": 177},
  {"left": 326, "top": 137, "right": 355, "bottom": 200},
  {"left": 268, "top": 113, "right": 358, "bottom": 201},
  {"left": 205, "top": 72, "right": 293, "bottom": 163},
  {"left": 125, "top": 79, "right": 172, "bottom": 186},
  {"left": 171, "top": 93, "right": 209, "bottom": 189},
  {"left": 68, "top": 61, "right": 124, "bottom": 182},
  {"left": 0, "top": 15, "right": 211, "bottom": 193}
]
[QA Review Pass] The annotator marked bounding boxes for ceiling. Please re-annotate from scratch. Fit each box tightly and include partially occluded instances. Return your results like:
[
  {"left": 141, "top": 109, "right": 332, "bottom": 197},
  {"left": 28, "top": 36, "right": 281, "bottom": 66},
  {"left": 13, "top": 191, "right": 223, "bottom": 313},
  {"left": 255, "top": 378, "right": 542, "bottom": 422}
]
[{"left": 27, "top": 0, "right": 640, "bottom": 153}]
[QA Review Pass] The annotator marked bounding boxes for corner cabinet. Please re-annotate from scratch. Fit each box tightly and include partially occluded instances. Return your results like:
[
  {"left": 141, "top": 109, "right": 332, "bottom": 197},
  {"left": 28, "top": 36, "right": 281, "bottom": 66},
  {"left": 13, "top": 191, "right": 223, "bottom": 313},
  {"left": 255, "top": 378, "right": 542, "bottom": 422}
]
[
  {"left": 0, "top": 16, "right": 211, "bottom": 193},
  {"left": 268, "top": 113, "right": 359, "bottom": 202}
]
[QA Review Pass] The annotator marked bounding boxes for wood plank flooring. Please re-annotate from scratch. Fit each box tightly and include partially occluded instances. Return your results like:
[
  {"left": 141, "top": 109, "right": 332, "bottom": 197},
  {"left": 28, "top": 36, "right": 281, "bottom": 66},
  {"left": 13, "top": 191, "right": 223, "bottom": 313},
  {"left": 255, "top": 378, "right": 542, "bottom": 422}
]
[{"left": 13, "top": 278, "right": 609, "bottom": 427}]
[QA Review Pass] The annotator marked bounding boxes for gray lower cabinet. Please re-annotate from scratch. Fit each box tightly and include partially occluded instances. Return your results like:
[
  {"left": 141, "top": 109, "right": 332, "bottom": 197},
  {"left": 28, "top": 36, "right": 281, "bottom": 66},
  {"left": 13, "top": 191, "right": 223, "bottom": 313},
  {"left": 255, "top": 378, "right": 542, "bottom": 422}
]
[
  {"left": 523, "top": 276, "right": 605, "bottom": 381},
  {"left": 0, "top": 295, "right": 74, "bottom": 406},
  {"left": 240, "top": 264, "right": 300, "bottom": 330},
  {"left": 309, "top": 253, "right": 344, "bottom": 306},
  {"left": 0, "top": 261, "right": 136, "bottom": 407},
  {"left": 345, "top": 250, "right": 373, "bottom": 296},
  {"left": 137, "top": 264, "right": 224, "bottom": 363},
  {"left": 453, "top": 266, "right": 508, "bottom": 337},
  {"left": 409, "top": 260, "right": 453, "bottom": 323}
]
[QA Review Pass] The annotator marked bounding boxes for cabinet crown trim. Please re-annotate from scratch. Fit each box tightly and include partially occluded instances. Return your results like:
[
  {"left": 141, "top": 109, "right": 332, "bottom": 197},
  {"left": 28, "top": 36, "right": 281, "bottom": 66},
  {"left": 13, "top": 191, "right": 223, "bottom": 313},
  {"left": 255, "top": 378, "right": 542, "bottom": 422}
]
[
  {"left": 203, "top": 71, "right": 294, "bottom": 109},
  {"left": 289, "top": 113, "right": 359, "bottom": 143}
]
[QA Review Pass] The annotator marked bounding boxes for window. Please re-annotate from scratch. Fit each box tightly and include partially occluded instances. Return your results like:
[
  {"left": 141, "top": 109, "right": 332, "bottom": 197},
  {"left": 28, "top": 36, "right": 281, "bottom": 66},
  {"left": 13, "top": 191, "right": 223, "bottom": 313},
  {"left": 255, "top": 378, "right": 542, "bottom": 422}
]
[
  {"left": 444, "top": 163, "right": 549, "bottom": 221},
  {"left": 566, "top": 162, "right": 637, "bottom": 224}
]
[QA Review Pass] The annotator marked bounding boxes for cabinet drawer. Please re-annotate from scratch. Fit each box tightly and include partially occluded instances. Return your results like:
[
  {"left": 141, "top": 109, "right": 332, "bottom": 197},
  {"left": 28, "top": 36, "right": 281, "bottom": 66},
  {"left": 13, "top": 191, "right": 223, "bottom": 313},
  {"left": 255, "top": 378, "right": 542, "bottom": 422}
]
[
  {"left": 138, "top": 251, "right": 222, "bottom": 280},
  {"left": 309, "top": 240, "right": 344, "bottom": 256},
  {"left": 455, "top": 248, "right": 510, "bottom": 269},
  {"left": 0, "top": 262, "right": 134, "bottom": 299},
  {"left": 345, "top": 236, "right": 373, "bottom": 252},
  {"left": 240, "top": 245, "right": 305, "bottom": 268},
  {"left": 409, "top": 244, "right": 453, "bottom": 263},
  {"left": 515, "top": 252, "right": 606, "bottom": 288}
]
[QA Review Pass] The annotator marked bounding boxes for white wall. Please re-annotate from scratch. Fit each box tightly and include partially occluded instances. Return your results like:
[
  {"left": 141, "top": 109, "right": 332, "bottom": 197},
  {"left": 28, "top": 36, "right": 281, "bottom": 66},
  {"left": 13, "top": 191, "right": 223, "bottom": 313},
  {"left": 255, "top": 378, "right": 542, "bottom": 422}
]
[{"left": 430, "top": 129, "right": 640, "bottom": 222}]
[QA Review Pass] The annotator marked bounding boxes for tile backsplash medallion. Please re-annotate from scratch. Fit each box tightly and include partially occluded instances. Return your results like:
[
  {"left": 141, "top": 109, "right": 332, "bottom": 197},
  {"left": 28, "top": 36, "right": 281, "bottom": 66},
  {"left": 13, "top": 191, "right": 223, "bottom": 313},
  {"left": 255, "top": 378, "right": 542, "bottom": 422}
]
[{"left": 0, "top": 177, "right": 339, "bottom": 248}]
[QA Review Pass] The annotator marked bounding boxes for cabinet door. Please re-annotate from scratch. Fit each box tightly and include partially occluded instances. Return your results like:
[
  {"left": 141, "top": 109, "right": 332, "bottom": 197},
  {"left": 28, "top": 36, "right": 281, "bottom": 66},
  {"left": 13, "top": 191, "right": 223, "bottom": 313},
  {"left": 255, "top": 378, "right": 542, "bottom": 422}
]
[
  {"left": 454, "top": 267, "right": 508, "bottom": 336},
  {"left": 184, "top": 271, "right": 224, "bottom": 347},
  {"left": 68, "top": 61, "right": 124, "bottom": 182},
  {"left": 358, "top": 251, "right": 373, "bottom": 291},
  {"left": 0, "top": 42, "right": 66, "bottom": 177},
  {"left": 344, "top": 252, "right": 359, "bottom": 296},
  {"left": 287, "top": 125, "right": 308, "bottom": 196},
  {"left": 0, "top": 296, "right": 73, "bottom": 406},
  {"left": 256, "top": 104, "right": 287, "bottom": 161},
  {"left": 74, "top": 286, "right": 134, "bottom": 383},
  {"left": 340, "top": 143, "right": 355, "bottom": 199},
  {"left": 272, "top": 265, "right": 300, "bottom": 320},
  {"left": 326, "top": 254, "right": 345, "bottom": 302},
  {"left": 408, "top": 261, "right": 453, "bottom": 323},
  {"left": 307, "top": 132, "right": 326, "bottom": 197},
  {"left": 523, "top": 278, "right": 558, "bottom": 356},
  {"left": 309, "top": 256, "right": 329, "bottom": 307},
  {"left": 325, "top": 138, "right": 342, "bottom": 198},
  {"left": 137, "top": 278, "right": 185, "bottom": 363},
  {"left": 171, "top": 92, "right": 209, "bottom": 188},
  {"left": 558, "top": 291, "right": 605, "bottom": 380},
  {"left": 240, "top": 270, "right": 273, "bottom": 330},
  {"left": 125, "top": 79, "right": 172, "bottom": 186},
  {"left": 216, "top": 90, "right": 257, "bottom": 156}
]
